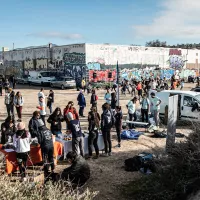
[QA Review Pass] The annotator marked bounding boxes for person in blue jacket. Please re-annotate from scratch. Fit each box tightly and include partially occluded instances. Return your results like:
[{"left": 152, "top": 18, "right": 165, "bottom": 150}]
[{"left": 77, "top": 90, "right": 86, "bottom": 117}]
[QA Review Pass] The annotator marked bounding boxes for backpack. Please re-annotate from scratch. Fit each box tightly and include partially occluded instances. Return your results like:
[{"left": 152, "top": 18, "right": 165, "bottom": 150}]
[{"left": 124, "top": 156, "right": 141, "bottom": 171}]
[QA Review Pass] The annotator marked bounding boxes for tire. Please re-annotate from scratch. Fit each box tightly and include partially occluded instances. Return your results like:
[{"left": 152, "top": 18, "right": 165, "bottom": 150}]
[
  {"left": 41, "top": 82, "right": 44, "bottom": 86},
  {"left": 61, "top": 85, "right": 64, "bottom": 90},
  {"left": 50, "top": 83, "right": 53, "bottom": 88}
]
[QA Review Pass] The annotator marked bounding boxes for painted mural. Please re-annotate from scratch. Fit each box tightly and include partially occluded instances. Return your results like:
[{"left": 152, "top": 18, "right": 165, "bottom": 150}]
[{"left": 89, "top": 70, "right": 116, "bottom": 82}]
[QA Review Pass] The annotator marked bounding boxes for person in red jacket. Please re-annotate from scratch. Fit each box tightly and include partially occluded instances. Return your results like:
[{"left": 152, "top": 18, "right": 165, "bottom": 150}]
[{"left": 63, "top": 101, "right": 79, "bottom": 130}]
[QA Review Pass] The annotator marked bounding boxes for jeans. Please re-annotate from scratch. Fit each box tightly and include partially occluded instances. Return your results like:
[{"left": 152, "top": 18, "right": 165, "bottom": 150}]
[
  {"left": 153, "top": 110, "right": 160, "bottom": 126},
  {"left": 16, "top": 152, "right": 29, "bottom": 178},
  {"left": 16, "top": 106, "right": 22, "bottom": 119},
  {"left": 41, "top": 145, "right": 55, "bottom": 173},
  {"left": 116, "top": 127, "right": 121, "bottom": 143},
  {"left": 53, "top": 131, "right": 62, "bottom": 137},
  {"left": 6, "top": 104, "right": 14, "bottom": 117},
  {"left": 141, "top": 109, "right": 148, "bottom": 123},
  {"left": 102, "top": 129, "right": 112, "bottom": 153},
  {"left": 72, "top": 136, "right": 84, "bottom": 156},
  {"left": 49, "top": 104, "right": 53, "bottom": 114},
  {"left": 79, "top": 106, "right": 84, "bottom": 116},
  {"left": 40, "top": 115, "right": 46, "bottom": 126},
  {"left": 129, "top": 112, "right": 137, "bottom": 129},
  {"left": 88, "top": 130, "right": 99, "bottom": 156}
]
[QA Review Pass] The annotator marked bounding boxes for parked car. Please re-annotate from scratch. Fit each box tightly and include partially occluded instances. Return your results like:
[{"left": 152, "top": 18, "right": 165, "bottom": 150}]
[
  {"left": 28, "top": 71, "right": 56, "bottom": 86},
  {"left": 16, "top": 75, "right": 29, "bottom": 84},
  {"left": 50, "top": 77, "right": 76, "bottom": 89},
  {"left": 191, "top": 87, "right": 200, "bottom": 92}
]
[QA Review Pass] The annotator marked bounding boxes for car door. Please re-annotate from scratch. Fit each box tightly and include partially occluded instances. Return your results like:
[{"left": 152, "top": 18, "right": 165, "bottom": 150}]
[{"left": 181, "top": 95, "right": 199, "bottom": 121}]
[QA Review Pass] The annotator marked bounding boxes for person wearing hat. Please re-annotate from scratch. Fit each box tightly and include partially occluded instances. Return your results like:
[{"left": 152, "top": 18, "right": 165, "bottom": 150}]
[
  {"left": 150, "top": 92, "right": 161, "bottom": 127},
  {"left": 67, "top": 112, "right": 84, "bottom": 157},
  {"left": 13, "top": 122, "right": 32, "bottom": 181},
  {"left": 37, "top": 96, "right": 46, "bottom": 126}
]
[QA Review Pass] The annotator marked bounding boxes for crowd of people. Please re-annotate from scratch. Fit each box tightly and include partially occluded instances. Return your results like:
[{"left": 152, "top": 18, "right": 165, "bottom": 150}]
[{"left": 0, "top": 74, "right": 192, "bottom": 185}]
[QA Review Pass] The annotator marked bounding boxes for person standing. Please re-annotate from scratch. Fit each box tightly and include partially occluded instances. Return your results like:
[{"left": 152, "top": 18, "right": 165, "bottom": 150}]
[
  {"left": 101, "top": 103, "right": 112, "bottom": 156},
  {"left": 38, "top": 88, "right": 45, "bottom": 102},
  {"left": 81, "top": 78, "right": 86, "bottom": 92},
  {"left": 37, "top": 96, "right": 46, "bottom": 125},
  {"left": 136, "top": 81, "right": 142, "bottom": 100},
  {"left": 4, "top": 79, "right": 10, "bottom": 94},
  {"left": 150, "top": 92, "right": 162, "bottom": 128},
  {"left": 28, "top": 111, "right": 41, "bottom": 138},
  {"left": 90, "top": 89, "right": 98, "bottom": 108},
  {"left": 140, "top": 94, "right": 150, "bottom": 123},
  {"left": 87, "top": 107, "right": 100, "bottom": 159},
  {"left": 180, "top": 79, "right": 184, "bottom": 90},
  {"left": 14, "top": 91, "right": 24, "bottom": 122},
  {"left": 77, "top": 90, "right": 86, "bottom": 117},
  {"left": 67, "top": 112, "right": 84, "bottom": 157},
  {"left": 47, "top": 107, "right": 64, "bottom": 137},
  {"left": 5, "top": 88, "right": 15, "bottom": 118},
  {"left": 104, "top": 89, "right": 111, "bottom": 105},
  {"left": 114, "top": 106, "right": 123, "bottom": 148},
  {"left": 0, "top": 78, "right": 3, "bottom": 96},
  {"left": 13, "top": 122, "right": 31, "bottom": 181},
  {"left": 47, "top": 90, "right": 54, "bottom": 114},
  {"left": 127, "top": 97, "right": 137, "bottom": 129},
  {"left": 111, "top": 92, "right": 117, "bottom": 115}
]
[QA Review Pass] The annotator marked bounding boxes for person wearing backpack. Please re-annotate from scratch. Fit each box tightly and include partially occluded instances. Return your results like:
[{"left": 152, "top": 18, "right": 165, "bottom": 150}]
[
  {"left": 13, "top": 122, "right": 32, "bottom": 181},
  {"left": 101, "top": 103, "right": 112, "bottom": 156},
  {"left": 37, "top": 119, "right": 55, "bottom": 175},
  {"left": 140, "top": 93, "right": 150, "bottom": 123},
  {"left": 87, "top": 106, "right": 100, "bottom": 159},
  {"left": 14, "top": 91, "right": 24, "bottom": 122},
  {"left": 90, "top": 89, "right": 98, "bottom": 108}
]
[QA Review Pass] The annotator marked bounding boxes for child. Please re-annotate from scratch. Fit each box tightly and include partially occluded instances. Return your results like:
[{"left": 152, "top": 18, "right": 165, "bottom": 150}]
[
  {"left": 13, "top": 122, "right": 31, "bottom": 181},
  {"left": 114, "top": 106, "right": 123, "bottom": 148}
]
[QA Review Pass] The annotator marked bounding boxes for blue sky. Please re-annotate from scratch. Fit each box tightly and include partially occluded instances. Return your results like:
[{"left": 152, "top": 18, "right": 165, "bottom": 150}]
[{"left": 1, "top": 0, "right": 200, "bottom": 49}]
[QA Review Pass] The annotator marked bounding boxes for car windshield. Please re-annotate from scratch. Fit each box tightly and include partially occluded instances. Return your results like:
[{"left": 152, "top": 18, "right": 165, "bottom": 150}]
[
  {"left": 195, "top": 94, "right": 200, "bottom": 102},
  {"left": 40, "top": 72, "right": 55, "bottom": 77},
  {"left": 65, "top": 78, "right": 73, "bottom": 81}
]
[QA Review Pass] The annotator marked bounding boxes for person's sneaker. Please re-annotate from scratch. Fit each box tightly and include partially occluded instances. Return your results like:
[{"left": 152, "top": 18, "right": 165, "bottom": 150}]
[
  {"left": 118, "top": 143, "right": 121, "bottom": 148},
  {"left": 108, "top": 152, "right": 112, "bottom": 156},
  {"left": 102, "top": 153, "right": 109, "bottom": 157}
]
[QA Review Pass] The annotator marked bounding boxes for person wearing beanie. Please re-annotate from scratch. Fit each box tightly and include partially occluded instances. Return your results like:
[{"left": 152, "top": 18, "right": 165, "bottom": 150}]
[
  {"left": 67, "top": 112, "right": 84, "bottom": 157},
  {"left": 13, "top": 122, "right": 31, "bottom": 181},
  {"left": 37, "top": 96, "right": 46, "bottom": 125}
]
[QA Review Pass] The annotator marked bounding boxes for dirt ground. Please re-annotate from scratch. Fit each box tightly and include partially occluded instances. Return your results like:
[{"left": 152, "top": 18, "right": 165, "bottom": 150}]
[{"left": 0, "top": 83, "right": 196, "bottom": 200}]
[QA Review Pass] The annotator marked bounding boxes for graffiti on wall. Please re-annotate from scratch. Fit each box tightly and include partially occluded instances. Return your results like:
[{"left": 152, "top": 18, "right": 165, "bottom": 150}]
[
  {"left": 86, "top": 62, "right": 101, "bottom": 70},
  {"left": 168, "top": 49, "right": 186, "bottom": 69},
  {"left": 63, "top": 52, "right": 85, "bottom": 65}
]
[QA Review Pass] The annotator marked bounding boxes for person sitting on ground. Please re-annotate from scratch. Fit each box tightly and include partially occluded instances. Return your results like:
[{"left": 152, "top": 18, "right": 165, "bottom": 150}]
[
  {"left": 87, "top": 106, "right": 100, "bottom": 159},
  {"left": 61, "top": 151, "right": 90, "bottom": 187},
  {"left": 63, "top": 101, "right": 79, "bottom": 130},
  {"left": 1, "top": 116, "right": 16, "bottom": 144},
  {"left": 47, "top": 107, "right": 64, "bottom": 137},
  {"left": 13, "top": 122, "right": 31, "bottom": 181},
  {"left": 67, "top": 112, "right": 84, "bottom": 157}
]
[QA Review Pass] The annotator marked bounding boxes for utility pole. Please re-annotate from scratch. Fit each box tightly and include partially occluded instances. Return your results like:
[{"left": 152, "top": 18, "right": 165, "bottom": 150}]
[{"left": 116, "top": 61, "right": 120, "bottom": 106}]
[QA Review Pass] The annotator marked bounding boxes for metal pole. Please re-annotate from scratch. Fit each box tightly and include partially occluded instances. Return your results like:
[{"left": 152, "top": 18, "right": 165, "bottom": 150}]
[{"left": 116, "top": 61, "right": 120, "bottom": 106}]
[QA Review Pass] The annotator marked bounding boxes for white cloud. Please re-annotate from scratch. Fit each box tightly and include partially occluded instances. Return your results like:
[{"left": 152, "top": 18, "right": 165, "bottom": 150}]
[
  {"left": 27, "top": 32, "right": 83, "bottom": 40},
  {"left": 133, "top": 0, "right": 200, "bottom": 40}
]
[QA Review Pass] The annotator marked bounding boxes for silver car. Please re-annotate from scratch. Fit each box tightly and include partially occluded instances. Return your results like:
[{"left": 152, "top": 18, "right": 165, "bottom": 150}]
[{"left": 50, "top": 77, "right": 76, "bottom": 89}]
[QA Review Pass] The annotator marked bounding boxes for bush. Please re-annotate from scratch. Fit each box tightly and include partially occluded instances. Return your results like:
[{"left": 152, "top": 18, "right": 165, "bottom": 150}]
[
  {"left": 0, "top": 175, "right": 97, "bottom": 200},
  {"left": 122, "top": 124, "right": 200, "bottom": 200}
]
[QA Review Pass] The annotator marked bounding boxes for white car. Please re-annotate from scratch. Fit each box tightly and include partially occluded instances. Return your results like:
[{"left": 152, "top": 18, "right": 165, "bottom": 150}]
[{"left": 50, "top": 77, "right": 76, "bottom": 89}]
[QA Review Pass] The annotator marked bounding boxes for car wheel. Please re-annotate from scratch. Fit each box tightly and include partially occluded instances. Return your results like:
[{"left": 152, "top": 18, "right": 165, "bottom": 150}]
[
  {"left": 50, "top": 83, "right": 53, "bottom": 88},
  {"left": 61, "top": 85, "right": 64, "bottom": 90},
  {"left": 41, "top": 82, "right": 44, "bottom": 86}
]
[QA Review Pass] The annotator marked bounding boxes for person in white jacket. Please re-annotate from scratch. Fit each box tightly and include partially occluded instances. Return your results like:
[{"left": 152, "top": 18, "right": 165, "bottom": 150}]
[
  {"left": 13, "top": 122, "right": 32, "bottom": 181},
  {"left": 14, "top": 91, "right": 24, "bottom": 122}
]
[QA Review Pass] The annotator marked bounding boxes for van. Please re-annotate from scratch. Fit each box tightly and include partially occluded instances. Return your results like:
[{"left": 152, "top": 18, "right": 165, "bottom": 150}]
[
  {"left": 155, "top": 90, "right": 200, "bottom": 122},
  {"left": 28, "top": 71, "right": 55, "bottom": 86}
]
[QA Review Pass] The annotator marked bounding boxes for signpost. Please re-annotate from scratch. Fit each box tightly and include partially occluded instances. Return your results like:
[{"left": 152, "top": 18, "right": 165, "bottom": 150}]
[{"left": 166, "top": 95, "right": 178, "bottom": 153}]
